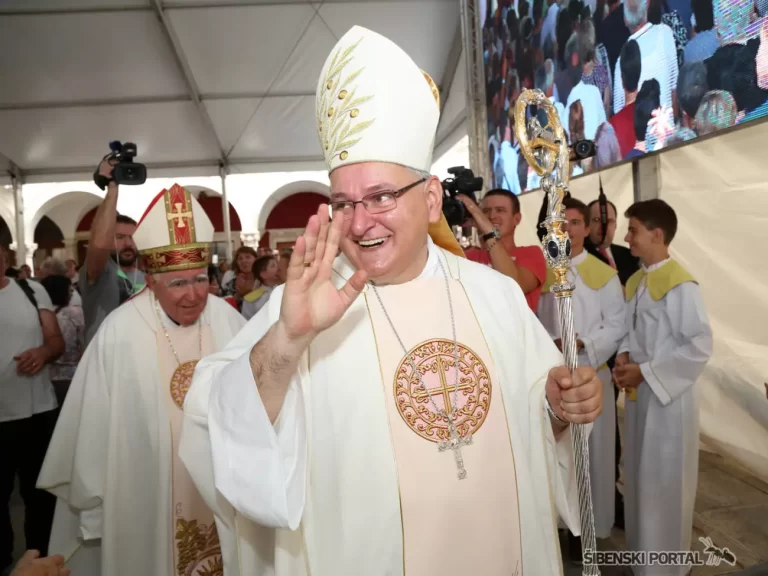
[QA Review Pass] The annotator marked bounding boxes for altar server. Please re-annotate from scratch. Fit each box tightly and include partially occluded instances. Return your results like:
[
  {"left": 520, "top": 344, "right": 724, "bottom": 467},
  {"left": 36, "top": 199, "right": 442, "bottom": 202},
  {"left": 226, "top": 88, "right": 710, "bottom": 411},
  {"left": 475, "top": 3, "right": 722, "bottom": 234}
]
[{"left": 614, "top": 199, "right": 712, "bottom": 576}]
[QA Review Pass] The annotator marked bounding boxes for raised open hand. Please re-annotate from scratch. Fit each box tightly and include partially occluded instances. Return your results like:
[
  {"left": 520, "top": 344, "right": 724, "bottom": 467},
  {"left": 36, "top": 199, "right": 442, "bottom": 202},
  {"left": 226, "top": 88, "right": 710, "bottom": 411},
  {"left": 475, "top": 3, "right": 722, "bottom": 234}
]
[{"left": 278, "top": 204, "right": 368, "bottom": 343}]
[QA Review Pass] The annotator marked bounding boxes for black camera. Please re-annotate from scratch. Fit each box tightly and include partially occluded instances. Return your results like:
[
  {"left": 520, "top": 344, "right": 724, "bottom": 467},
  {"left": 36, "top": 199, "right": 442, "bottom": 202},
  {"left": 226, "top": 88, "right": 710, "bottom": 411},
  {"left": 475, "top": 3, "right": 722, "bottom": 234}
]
[
  {"left": 441, "top": 166, "right": 484, "bottom": 228},
  {"left": 93, "top": 141, "right": 147, "bottom": 190},
  {"left": 571, "top": 139, "right": 596, "bottom": 161}
]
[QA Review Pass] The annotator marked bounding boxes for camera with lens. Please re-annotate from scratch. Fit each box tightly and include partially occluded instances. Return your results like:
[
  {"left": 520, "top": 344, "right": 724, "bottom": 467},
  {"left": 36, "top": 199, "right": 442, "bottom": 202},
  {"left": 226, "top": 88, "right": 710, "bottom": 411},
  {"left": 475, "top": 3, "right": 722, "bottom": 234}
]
[
  {"left": 93, "top": 140, "right": 148, "bottom": 190},
  {"left": 570, "top": 139, "right": 596, "bottom": 161},
  {"left": 441, "top": 166, "right": 484, "bottom": 228}
]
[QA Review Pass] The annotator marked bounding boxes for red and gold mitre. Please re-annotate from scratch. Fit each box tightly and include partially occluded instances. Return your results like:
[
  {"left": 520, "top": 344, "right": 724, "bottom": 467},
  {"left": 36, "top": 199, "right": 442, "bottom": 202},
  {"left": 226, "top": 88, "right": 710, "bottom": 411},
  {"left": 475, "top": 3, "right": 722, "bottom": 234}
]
[{"left": 134, "top": 184, "right": 214, "bottom": 274}]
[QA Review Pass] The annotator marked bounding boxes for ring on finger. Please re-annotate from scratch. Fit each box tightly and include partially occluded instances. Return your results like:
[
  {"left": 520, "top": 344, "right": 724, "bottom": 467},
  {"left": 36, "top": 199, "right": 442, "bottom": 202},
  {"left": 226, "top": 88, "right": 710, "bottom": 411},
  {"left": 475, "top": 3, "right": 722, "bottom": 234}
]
[{"left": 303, "top": 261, "right": 313, "bottom": 267}]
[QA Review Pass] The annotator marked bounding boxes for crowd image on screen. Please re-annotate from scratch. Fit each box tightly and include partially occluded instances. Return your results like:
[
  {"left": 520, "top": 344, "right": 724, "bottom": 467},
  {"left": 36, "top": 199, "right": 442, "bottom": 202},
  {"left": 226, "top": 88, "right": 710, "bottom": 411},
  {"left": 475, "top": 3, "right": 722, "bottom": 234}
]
[{"left": 483, "top": 0, "right": 768, "bottom": 193}]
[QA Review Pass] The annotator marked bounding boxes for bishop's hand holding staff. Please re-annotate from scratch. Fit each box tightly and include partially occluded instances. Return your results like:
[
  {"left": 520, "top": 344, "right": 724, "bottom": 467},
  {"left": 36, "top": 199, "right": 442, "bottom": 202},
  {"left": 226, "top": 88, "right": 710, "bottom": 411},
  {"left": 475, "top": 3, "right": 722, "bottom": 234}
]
[{"left": 179, "top": 25, "right": 603, "bottom": 576}]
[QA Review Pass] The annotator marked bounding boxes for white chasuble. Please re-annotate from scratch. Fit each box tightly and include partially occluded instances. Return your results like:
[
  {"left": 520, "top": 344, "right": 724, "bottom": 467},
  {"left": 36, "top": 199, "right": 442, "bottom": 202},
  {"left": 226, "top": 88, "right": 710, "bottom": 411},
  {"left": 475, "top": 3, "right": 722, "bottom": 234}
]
[
  {"left": 181, "top": 243, "right": 589, "bottom": 576},
  {"left": 37, "top": 291, "right": 246, "bottom": 576},
  {"left": 156, "top": 321, "right": 224, "bottom": 576},
  {"left": 366, "top": 277, "right": 522, "bottom": 576}
]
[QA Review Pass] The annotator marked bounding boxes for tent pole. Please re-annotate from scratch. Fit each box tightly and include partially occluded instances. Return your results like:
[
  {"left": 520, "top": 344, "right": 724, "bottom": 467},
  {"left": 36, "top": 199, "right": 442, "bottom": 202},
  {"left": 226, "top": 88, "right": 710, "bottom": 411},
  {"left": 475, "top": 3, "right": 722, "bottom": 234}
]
[
  {"left": 10, "top": 167, "right": 27, "bottom": 268},
  {"left": 219, "top": 163, "right": 234, "bottom": 264}
]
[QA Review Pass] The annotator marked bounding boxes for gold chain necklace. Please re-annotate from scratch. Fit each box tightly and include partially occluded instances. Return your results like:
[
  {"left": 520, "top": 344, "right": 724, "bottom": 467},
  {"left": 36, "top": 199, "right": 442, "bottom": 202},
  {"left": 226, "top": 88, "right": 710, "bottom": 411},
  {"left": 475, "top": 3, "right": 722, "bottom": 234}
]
[{"left": 153, "top": 294, "right": 203, "bottom": 409}]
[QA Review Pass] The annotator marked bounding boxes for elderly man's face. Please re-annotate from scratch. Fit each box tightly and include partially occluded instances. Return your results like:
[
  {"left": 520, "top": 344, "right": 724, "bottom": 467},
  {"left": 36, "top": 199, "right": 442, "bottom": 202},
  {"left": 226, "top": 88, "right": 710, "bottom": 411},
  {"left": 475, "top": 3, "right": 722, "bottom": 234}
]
[
  {"left": 147, "top": 268, "right": 209, "bottom": 326},
  {"left": 330, "top": 162, "right": 443, "bottom": 285}
]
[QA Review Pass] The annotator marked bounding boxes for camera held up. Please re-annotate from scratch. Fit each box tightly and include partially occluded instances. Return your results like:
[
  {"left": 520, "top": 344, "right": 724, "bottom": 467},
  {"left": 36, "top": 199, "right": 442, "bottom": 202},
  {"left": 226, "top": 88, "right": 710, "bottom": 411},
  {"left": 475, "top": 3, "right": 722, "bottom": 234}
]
[
  {"left": 441, "top": 166, "right": 484, "bottom": 228},
  {"left": 93, "top": 141, "right": 148, "bottom": 190}
]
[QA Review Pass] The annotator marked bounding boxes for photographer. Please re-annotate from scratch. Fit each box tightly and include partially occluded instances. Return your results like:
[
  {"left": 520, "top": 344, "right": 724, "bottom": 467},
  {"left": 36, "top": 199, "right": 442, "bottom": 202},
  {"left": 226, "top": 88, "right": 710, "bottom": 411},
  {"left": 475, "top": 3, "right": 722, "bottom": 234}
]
[
  {"left": 459, "top": 189, "right": 547, "bottom": 312},
  {"left": 79, "top": 152, "right": 144, "bottom": 345}
]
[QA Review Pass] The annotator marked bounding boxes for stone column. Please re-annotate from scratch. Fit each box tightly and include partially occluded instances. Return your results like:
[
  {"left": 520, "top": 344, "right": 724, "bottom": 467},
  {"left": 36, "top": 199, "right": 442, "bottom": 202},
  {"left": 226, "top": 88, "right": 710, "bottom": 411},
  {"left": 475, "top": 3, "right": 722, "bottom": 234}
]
[
  {"left": 63, "top": 238, "right": 78, "bottom": 261},
  {"left": 12, "top": 174, "right": 26, "bottom": 267}
]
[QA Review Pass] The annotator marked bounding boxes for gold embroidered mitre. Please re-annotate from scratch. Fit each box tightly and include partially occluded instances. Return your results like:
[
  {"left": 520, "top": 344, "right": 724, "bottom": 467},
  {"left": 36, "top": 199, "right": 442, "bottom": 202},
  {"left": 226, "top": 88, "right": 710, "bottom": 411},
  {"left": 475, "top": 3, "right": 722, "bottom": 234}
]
[
  {"left": 315, "top": 27, "right": 464, "bottom": 258},
  {"left": 315, "top": 26, "right": 440, "bottom": 173},
  {"left": 134, "top": 184, "right": 214, "bottom": 274}
]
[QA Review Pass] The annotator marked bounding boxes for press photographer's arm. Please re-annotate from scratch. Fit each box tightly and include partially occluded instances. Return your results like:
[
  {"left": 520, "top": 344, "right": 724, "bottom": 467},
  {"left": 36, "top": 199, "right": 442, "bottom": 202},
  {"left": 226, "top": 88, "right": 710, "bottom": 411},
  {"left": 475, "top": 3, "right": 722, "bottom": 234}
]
[
  {"left": 457, "top": 193, "right": 540, "bottom": 294},
  {"left": 85, "top": 158, "right": 119, "bottom": 284}
]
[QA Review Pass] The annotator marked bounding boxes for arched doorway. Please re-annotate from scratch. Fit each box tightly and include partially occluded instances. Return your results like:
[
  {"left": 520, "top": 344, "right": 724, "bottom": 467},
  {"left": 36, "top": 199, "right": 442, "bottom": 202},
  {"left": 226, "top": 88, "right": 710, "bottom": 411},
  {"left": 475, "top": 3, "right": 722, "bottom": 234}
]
[
  {"left": 0, "top": 216, "right": 15, "bottom": 267},
  {"left": 34, "top": 216, "right": 65, "bottom": 271},
  {"left": 259, "top": 192, "right": 329, "bottom": 251},
  {"left": 191, "top": 189, "right": 243, "bottom": 264}
]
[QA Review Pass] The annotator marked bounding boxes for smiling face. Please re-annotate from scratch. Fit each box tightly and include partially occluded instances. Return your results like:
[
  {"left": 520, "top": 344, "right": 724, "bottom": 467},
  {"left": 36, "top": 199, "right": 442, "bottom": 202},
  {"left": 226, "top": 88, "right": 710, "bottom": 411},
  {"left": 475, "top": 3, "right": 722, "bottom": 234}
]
[
  {"left": 329, "top": 162, "right": 443, "bottom": 285},
  {"left": 148, "top": 268, "right": 209, "bottom": 326},
  {"left": 624, "top": 216, "right": 663, "bottom": 260}
]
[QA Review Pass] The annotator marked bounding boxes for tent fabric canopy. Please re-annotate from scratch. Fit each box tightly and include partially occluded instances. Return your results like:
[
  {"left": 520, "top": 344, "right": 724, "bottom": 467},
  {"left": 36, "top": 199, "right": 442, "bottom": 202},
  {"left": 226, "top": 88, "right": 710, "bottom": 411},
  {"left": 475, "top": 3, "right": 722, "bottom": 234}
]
[{"left": 0, "top": 0, "right": 466, "bottom": 182}]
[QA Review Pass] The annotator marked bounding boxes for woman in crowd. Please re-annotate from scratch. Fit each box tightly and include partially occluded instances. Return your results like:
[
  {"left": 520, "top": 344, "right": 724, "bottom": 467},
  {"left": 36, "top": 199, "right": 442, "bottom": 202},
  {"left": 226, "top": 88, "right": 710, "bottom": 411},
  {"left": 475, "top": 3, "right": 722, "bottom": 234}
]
[{"left": 39, "top": 274, "right": 84, "bottom": 407}]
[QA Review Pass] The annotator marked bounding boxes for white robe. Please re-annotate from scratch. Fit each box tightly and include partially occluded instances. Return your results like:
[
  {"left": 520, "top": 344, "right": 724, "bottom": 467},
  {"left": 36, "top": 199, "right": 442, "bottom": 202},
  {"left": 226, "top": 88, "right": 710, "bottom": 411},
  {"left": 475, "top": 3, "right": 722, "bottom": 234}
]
[
  {"left": 36, "top": 290, "right": 246, "bottom": 576},
  {"left": 537, "top": 250, "right": 627, "bottom": 538},
  {"left": 618, "top": 259, "right": 713, "bottom": 576},
  {"left": 180, "top": 240, "right": 590, "bottom": 576}
]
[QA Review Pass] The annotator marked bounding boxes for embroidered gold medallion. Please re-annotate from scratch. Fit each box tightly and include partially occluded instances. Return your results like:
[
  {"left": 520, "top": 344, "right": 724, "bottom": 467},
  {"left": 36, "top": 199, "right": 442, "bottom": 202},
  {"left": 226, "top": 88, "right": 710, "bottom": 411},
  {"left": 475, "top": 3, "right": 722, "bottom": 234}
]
[
  {"left": 395, "top": 339, "right": 491, "bottom": 443},
  {"left": 170, "top": 360, "right": 199, "bottom": 410},
  {"left": 175, "top": 517, "right": 223, "bottom": 576}
]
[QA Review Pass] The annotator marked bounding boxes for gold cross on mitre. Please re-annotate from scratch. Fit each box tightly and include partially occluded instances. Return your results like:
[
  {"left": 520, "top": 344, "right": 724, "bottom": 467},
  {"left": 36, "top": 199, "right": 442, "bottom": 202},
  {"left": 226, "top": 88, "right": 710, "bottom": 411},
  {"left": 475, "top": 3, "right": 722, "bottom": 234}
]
[{"left": 167, "top": 202, "right": 193, "bottom": 228}]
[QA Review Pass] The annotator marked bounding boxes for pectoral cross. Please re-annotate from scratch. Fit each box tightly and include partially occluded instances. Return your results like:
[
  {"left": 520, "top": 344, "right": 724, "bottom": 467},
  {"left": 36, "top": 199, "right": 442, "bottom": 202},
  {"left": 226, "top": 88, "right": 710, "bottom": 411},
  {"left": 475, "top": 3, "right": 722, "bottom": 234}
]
[
  {"left": 438, "top": 420, "right": 473, "bottom": 480},
  {"left": 167, "top": 202, "right": 193, "bottom": 228}
]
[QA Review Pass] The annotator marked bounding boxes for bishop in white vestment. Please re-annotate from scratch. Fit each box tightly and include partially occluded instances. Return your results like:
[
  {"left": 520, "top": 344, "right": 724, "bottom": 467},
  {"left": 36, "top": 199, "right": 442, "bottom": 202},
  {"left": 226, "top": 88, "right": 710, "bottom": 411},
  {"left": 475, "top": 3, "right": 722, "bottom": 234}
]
[
  {"left": 180, "top": 26, "right": 604, "bottom": 576},
  {"left": 615, "top": 200, "right": 713, "bottom": 576},
  {"left": 538, "top": 199, "right": 627, "bottom": 538},
  {"left": 36, "top": 185, "right": 246, "bottom": 575}
]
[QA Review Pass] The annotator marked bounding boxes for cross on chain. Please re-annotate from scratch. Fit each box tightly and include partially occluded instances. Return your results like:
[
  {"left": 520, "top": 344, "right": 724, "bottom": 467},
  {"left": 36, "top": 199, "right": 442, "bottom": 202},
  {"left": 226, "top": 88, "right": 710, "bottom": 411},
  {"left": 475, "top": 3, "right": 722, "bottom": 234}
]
[
  {"left": 167, "top": 202, "right": 193, "bottom": 228},
  {"left": 412, "top": 355, "right": 474, "bottom": 479}
]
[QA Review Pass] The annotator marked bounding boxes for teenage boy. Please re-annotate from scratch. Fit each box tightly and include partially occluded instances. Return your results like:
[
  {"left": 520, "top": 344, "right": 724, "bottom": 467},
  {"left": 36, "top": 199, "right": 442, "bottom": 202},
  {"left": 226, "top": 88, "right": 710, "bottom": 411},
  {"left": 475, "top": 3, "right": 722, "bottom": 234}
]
[{"left": 614, "top": 199, "right": 712, "bottom": 576}]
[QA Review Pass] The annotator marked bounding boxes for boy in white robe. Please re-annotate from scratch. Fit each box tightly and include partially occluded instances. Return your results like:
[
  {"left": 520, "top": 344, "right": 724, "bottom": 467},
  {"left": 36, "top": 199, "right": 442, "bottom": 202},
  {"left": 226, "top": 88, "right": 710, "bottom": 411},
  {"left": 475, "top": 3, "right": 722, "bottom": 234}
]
[
  {"left": 179, "top": 26, "right": 606, "bottom": 576},
  {"left": 538, "top": 197, "right": 627, "bottom": 546},
  {"left": 36, "top": 185, "right": 246, "bottom": 576},
  {"left": 613, "top": 199, "right": 712, "bottom": 576}
]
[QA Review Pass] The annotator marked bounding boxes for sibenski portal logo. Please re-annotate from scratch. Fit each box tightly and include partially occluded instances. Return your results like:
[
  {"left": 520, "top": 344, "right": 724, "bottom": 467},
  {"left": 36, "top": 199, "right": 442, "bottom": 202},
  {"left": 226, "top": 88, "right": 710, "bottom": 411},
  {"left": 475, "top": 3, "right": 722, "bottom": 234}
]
[{"left": 584, "top": 537, "right": 737, "bottom": 568}]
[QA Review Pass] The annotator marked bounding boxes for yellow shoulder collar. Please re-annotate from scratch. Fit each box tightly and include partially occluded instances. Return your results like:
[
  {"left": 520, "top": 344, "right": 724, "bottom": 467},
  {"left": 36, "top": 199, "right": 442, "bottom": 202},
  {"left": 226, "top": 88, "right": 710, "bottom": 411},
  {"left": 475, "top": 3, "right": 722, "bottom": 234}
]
[
  {"left": 576, "top": 254, "right": 617, "bottom": 291},
  {"left": 542, "top": 253, "right": 616, "bottom": 292},
  {"left": 243, "top": 287, "right": 266, "bottom": 303},
  {"left": 625, "top": 260, "right": 697, "bottom": 302}
]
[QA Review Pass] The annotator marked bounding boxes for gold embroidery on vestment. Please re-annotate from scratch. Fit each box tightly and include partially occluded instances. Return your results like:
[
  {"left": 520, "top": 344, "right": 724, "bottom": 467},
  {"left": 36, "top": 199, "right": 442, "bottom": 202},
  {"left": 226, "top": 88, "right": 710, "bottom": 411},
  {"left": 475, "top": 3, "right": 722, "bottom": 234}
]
[
  {"left": 175, "top": 516, "right": 223, "bottom": 576},
  {"left": 394, "top": 339, "right": 491, "bottom": 443},
  {"left": 170, "top": 360, "right": 199, "bottom": 410}
]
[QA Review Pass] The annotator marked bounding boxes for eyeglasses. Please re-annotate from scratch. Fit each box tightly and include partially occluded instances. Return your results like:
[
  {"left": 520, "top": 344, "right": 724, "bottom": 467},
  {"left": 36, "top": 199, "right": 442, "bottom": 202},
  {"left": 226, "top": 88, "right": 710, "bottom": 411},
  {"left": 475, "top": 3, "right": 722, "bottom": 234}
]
[
  {"left": 164, "top": 274, "right": 209, "bottom": 291},
  {"left": 329, "top": 178, "right": 426, "bottom": 220}
]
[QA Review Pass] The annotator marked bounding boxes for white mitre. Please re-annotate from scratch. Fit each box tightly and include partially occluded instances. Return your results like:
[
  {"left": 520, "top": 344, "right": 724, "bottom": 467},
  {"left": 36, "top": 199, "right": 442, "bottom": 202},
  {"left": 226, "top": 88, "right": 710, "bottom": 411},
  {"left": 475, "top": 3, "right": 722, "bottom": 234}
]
[
  {"left": 315, "top": 25, "right": 441, "bottom": 173},
  {"left": 134, "top": 184, "right": 214, "bottom": 274}
]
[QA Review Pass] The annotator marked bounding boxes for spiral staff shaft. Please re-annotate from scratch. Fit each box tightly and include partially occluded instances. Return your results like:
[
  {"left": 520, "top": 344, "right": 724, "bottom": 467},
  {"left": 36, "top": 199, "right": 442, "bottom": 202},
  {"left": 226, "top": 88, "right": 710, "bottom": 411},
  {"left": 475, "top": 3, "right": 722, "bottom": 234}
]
[
  {"left": 557, "top": 293, "right": 600, "bottom": 576},
  {"left": 512, "top": 89, "right": 599, "bottom": 575}
]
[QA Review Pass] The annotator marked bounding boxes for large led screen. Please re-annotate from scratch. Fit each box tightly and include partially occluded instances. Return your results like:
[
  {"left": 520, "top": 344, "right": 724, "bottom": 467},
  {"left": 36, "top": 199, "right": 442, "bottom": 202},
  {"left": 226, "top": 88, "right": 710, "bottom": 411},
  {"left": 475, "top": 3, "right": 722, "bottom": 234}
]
[{"left": 483, "top": 0, "right": 768, "bottom": 193}]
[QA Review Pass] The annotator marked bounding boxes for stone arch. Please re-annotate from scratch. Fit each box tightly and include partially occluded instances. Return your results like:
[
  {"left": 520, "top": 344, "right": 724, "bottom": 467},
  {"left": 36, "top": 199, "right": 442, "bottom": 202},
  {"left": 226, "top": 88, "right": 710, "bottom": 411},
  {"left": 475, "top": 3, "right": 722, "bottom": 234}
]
[
  {"left": 186, "top": 185, "right": 243, "bottom": 233},
  {"left": 0, "top": 215, "right": 12, "bottom": 247},
  {"left": 31, "top": 191, "right": 103, "bottom": 240},
  {"left": 257, "top": 180, "right": 330, "bottom": 232},
  {"left": 0, "top": 202, "right": 15, "bottom": 244}
]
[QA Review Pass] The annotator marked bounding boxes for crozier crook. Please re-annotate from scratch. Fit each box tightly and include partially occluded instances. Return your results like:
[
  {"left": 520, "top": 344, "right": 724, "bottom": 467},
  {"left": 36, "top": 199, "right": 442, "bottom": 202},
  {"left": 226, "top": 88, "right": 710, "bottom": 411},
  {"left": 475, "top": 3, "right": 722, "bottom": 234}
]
[{"left": 514, "top": 89, "right": 601, "bottom": 576}]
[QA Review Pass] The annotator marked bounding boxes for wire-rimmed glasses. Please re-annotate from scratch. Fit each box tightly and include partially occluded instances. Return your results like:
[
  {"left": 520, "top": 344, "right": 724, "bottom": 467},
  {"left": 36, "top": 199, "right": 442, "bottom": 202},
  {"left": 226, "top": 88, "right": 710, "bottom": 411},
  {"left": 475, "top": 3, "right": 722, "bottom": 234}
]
[{"left": 329, "top": 178, "right": 426, "bottom": 220}]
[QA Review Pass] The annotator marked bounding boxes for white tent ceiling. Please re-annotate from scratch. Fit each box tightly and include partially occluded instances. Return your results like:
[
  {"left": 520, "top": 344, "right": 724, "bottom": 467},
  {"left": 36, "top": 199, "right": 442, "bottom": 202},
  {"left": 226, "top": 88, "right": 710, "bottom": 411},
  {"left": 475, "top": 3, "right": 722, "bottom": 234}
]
[{"left": 0, "top": 0, "right": 468, "bottom": 183}]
